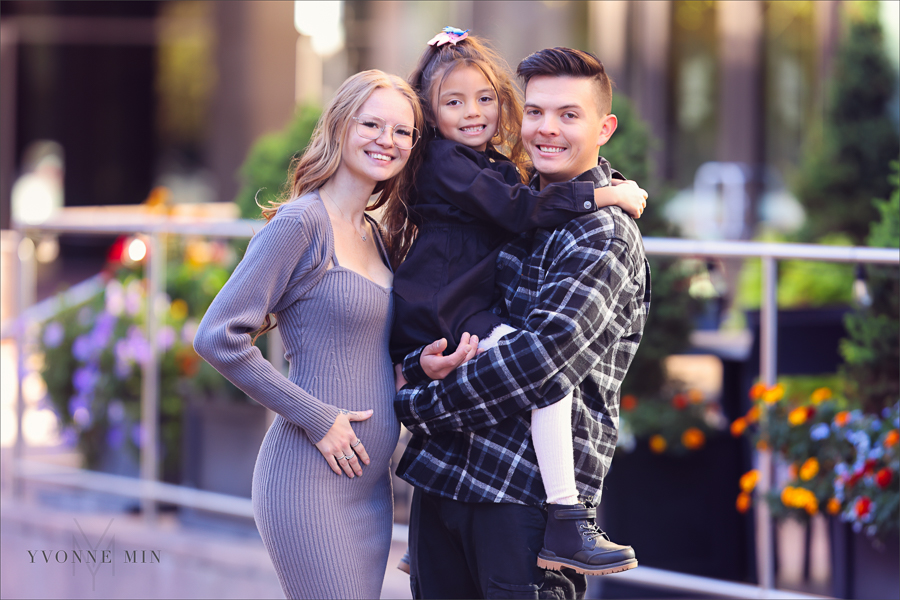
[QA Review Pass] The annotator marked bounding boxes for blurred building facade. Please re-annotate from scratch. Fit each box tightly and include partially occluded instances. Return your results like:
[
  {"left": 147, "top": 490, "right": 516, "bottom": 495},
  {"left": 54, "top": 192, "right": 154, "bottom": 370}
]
[{"left": 1, "top": 1, "right": 898, "bottom": 234}]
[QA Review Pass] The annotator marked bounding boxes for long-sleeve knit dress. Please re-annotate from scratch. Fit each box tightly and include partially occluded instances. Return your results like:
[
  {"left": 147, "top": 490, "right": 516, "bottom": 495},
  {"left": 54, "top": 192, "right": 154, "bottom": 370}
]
[{"left": 193, "top": 192, "right": 399, "bottom": 599}]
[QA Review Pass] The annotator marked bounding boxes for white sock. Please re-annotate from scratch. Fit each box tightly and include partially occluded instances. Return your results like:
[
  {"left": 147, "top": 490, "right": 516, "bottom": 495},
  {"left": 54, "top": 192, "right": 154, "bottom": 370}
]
[
  {"left": 532, "top": 391, "right": 578, "bottom": 505},
  {"left": 478, "top": 323, "right": 517, "bottom": 351}
]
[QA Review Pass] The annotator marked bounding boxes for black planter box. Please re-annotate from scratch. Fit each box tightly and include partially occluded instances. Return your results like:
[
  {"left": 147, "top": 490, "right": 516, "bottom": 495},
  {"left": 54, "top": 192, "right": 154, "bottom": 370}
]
[{"left": 595, "top": 437, "right": 753, "bottom": 598}]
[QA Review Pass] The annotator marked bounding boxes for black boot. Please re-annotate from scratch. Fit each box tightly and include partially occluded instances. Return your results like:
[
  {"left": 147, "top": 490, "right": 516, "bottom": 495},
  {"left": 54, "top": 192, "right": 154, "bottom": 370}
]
[{"left": 537, "top": 503, "right": 638, "bottom": 576}]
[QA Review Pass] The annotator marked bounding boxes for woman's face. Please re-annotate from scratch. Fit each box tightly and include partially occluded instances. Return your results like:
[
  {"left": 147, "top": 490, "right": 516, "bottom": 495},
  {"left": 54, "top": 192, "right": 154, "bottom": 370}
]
[{"left": 339, "top": 87, "right": 416, "bottom": 186}]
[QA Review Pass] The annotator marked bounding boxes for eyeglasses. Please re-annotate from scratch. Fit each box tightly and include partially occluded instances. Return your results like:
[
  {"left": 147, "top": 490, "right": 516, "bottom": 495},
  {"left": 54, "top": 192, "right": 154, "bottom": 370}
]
[{"left": 351, "top": 114, "right": 419, "bottom": 149}]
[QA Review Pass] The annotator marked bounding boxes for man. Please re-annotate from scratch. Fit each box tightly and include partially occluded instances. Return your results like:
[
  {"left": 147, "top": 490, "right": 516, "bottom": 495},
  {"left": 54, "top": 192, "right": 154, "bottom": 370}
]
[{"left": 395, "top": 47, "right": 651, "bottom": 599}]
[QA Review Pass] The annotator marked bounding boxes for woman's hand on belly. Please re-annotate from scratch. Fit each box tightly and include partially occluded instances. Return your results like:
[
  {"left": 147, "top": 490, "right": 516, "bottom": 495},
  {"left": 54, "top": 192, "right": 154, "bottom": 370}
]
[{"left": 315, "top": 410, "right": 372, "bottom": 478}]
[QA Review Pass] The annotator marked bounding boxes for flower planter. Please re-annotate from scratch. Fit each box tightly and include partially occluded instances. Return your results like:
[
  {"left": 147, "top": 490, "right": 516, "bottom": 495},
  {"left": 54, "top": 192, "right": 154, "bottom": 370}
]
[
  {"left": 830, "top": 519, "right": 900, "bottom": 599},
  {"left": 179, "top": 398, "right": 270, "bottom": 531},
  {"left": 596, "top": 436, "right": 752, "bottom": 598}
]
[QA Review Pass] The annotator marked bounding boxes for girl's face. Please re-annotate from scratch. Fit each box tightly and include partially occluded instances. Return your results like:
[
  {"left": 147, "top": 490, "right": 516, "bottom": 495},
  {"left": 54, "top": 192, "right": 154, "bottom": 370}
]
[
  {"left": 339, "top": 87, "right": 416, "bottom": 186},
  {"left": 433, "top": 65, "right": 499, "bottom": 152}
]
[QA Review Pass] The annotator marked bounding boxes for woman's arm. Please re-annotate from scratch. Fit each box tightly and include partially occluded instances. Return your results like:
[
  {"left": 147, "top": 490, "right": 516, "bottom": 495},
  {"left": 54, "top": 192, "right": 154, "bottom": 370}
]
[{"left": 193, "top": 205, "right": 339, "bottom": 445}]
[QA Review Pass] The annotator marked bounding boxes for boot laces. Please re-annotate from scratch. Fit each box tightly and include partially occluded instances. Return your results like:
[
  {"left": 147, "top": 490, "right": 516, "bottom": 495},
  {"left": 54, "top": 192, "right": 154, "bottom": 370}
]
[{"left": 578, "top": 520, "right": 610, "bottom": 542}]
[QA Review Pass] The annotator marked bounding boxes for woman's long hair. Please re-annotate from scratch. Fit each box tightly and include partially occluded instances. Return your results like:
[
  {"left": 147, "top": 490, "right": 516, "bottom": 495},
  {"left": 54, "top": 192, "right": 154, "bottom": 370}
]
[
  {"left": 252, "top": 70, "right": 424, "bottom": 342},
  {"left": 260, "top": 69, "right": 424, "bottom": 267}
]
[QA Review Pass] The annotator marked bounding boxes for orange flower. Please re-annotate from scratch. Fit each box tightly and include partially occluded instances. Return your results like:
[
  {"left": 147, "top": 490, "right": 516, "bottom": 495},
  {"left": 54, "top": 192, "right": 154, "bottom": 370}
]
[
  {"left": 688, "top": 389, "right": 704, "bottom": 404},
  {"left": 739, "top": 470, "right": 760, "bottom": 493},
  {"left": 746, "top": 405, "right": 760, "bottom": 424},
  {"left": 885, "top": 430, "right": 900, "bottom": 448},
  {"left": 834, "top": 411, "right": 850, "bottom": 427},
  {"left": 804, "top": 497, "right": 819, "bottom": 515},
  {"left": 788, "top": 407, "right": 809, "bottom": 427},
  {"left": 682, "top": 427, "right": 705, "bottom": 450},
  {"left": 799, "top": 457, "right": 819, "bottom": 481},
  {"left": 762, "top": 384, "right": 785, "bottom": 404},
  {"left": 649, "top": 435, "right": 667, "bottom": 454},
  {"left": 788, "top": 463, "right": 798, "bottom": 480},
  {"left": 730, "top": 417, "right": 748, "bottom": 437},
  {"left": 826, "top": 498, "right": 842, "bottom": 515},
  {"left": 672, "top": 394, "right": 688, "bottom": 410},
  {"left": 621, "top": 395, "right": 637, "bottom": 412},
  {"left": 854, "top": 496, "right": 872, "bottom": 518},
  {"left": 736, "top": 492, "right": 751, "bottom": 513},
  {"left": 810, "top": 387, "right": 832, "bottom": 404},
  {"left": 757, "top": 439, "right": 769, "bottom": 451},
  {"left": 749, "top": 383, "right": 766, "bottom": 400}
]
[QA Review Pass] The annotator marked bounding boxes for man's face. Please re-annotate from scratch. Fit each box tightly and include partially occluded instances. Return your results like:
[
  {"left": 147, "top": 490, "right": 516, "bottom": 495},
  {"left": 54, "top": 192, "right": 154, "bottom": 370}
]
[{"left": 521, "top": 75, "right": 617, "bottom": 189}]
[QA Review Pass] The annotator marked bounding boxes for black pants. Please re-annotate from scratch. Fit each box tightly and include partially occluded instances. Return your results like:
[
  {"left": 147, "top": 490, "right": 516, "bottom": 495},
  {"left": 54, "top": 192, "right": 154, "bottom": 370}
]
[{"left": 408, "top": 488, "right": 586, "bottom": 599}]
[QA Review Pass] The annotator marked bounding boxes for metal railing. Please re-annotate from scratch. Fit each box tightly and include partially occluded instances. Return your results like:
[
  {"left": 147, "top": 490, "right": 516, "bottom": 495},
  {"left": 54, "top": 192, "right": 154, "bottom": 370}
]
[{"left": 3, "top": 209, "right": 898, "bottom": 599}]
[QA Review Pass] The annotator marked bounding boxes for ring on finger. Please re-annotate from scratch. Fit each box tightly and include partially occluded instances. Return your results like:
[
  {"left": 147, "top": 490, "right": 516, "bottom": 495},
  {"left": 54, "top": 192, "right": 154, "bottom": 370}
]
[
  {"left": 335, "top": 455, "right": 347, "bottom": 461},
  {"left": 343, "top": 454, "right": 354, "bottom": 460},
  {"left": 351, "top": 439, "right": 362, "bottom": 448}
]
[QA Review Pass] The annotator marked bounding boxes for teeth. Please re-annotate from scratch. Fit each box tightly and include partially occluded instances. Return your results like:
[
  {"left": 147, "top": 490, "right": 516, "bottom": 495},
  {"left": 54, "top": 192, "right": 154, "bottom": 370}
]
[
  {"left": 368, "top": 152, "right": 392, "bottom": 161},
  {"left": 461, "top": 126, "right": 485, "bottom": 132},
  {"left": 538, "top": 146, "right": 565, "bottom": 153}
]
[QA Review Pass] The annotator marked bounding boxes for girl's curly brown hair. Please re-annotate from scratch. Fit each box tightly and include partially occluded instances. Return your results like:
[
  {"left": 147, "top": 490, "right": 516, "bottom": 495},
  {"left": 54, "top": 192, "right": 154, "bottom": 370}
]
[{"left": 380, "top": 33, "right": 530, "bottom": 265}]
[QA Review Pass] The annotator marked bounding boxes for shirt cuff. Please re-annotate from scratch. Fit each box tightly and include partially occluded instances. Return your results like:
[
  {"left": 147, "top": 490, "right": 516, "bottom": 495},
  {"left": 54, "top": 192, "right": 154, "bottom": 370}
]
[
  {"left": 574, "top": 181, "right": 597, "bottom": 211},
  {"left": 402, "top": 345, "right": 431, "bottom": 387}
]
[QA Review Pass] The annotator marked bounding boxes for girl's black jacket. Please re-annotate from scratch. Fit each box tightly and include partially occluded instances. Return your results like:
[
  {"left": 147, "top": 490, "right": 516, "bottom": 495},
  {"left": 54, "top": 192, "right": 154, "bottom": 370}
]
[{"left": 389, "top": 138, "right": 612, "bottom": 363}]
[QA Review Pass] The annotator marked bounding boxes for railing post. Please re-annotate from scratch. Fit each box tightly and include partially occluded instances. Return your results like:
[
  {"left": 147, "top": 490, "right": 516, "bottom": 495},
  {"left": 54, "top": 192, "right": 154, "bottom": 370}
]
[
  {"left": 140, "top": 231, "right": 164, "bottom": 522},
  {"left": 12, "top": 233, "right": 35, "bottom": 498},
  {"left": 756, "top": 256, "right": 778, "bottom": 591}
]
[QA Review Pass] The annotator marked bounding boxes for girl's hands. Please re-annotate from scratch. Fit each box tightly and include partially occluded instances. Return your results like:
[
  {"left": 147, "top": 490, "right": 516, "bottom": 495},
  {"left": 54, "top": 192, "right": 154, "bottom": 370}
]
[
  {"left": 420, "top": 333, "right": 479, "bottom": 381},
  {"left": 594, "top": 180, "right": 648, "bottom": 218},
  {"left": 315, "top": 410, "right": 372, "bottom": 478}
]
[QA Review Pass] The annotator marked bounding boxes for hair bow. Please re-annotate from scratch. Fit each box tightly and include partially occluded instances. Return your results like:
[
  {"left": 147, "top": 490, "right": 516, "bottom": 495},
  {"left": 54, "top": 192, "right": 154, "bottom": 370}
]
[{"left": 427, "top": 26, "right": 469, "bottom": 47}]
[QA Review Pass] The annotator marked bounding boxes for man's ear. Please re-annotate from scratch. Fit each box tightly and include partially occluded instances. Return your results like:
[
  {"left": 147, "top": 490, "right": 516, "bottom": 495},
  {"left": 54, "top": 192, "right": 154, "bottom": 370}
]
[{"left": 597, "top": 114, "right": 618, "bottom": 147}]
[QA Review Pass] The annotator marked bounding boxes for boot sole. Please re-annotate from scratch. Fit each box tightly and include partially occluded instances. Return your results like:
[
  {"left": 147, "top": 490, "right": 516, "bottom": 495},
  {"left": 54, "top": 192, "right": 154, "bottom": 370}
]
[{"left": 537, "top": 555, "right": 638, "bottom": 576}]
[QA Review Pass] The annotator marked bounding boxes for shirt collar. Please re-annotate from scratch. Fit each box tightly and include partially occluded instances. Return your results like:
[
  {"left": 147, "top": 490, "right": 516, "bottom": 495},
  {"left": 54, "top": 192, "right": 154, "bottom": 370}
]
[{"left": 529, "top": 156, "right": 614, "bottom": 190}]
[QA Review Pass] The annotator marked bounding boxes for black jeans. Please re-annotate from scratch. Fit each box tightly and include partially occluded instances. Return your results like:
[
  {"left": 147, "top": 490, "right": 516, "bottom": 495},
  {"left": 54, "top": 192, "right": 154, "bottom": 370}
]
[{"left": 408, "top": 488, "right": 586, "bottom": 599}]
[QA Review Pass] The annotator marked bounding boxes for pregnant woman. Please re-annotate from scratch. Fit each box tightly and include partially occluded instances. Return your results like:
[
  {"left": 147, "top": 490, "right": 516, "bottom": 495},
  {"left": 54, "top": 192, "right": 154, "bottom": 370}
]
[{"left": 193, "top": 69, "right": 423, "bottom": 599}]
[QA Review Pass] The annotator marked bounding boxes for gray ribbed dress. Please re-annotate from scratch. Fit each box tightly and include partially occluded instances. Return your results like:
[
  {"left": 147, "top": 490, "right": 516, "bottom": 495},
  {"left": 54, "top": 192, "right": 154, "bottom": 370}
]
[{"left": 193, "top": 192, "right": 399, "bottom": 599}]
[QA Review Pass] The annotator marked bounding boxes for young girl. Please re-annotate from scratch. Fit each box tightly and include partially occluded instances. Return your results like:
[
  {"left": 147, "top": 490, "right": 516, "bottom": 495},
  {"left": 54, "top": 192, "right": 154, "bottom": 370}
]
[{"left": 386, "top": 28, "right": 645, "bottom": 575}]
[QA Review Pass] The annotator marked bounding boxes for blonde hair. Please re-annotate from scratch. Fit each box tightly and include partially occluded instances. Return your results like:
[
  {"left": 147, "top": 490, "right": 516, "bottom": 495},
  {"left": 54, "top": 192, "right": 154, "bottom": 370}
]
[
  {"left": 252, "top": 70, "right": 424, "bottom": 342},
  {"left": 260, "top": 69, "right": 424, "bottom": 267}
]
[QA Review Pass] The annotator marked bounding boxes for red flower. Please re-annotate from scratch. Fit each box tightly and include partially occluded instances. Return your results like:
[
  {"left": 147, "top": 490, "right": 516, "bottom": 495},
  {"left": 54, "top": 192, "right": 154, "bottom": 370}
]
[
  {"left": 846, "top": 471, "right": 863, "bottom": 488},
  {"left": 805, "top": 406, "right": 817, "bottom": 420},
  {"left": 621, "top": 395, "right": 637, "bottom": 412},
  {"left": 854, "top": 496, "right": 872, "bottom": 518},
  {"left": 672, "top": 394, "right": 688, "bottom": 410},
  {"left": 876, "top": 468, "right": 893, "bottom": 490},
  {"left": 863, "top": 459, "right": 878, "bottom": 474}
]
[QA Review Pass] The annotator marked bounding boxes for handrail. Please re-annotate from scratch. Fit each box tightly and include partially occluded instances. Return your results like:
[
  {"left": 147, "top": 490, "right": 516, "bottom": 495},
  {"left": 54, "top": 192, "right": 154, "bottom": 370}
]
[{"left": 7, "top": 212, "right": 899, "bottom": 599}]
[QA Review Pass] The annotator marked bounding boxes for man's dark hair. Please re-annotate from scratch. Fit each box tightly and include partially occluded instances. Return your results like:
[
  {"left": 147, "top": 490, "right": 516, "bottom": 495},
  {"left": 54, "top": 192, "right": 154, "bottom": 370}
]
[{"left": 516, "top": 47, "right": 613, "bottom": 115}]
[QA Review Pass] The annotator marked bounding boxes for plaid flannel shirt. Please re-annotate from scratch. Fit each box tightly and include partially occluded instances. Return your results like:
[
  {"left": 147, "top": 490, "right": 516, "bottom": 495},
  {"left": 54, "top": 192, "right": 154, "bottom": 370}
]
[{"left": 394, "top": 163, "right": 652, "bottom": 507}]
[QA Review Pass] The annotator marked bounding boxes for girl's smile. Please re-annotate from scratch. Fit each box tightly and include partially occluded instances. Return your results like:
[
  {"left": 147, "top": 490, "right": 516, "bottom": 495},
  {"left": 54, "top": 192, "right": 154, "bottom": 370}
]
[{"left": 434, "top": 65, "right": 499, "bottom": 152}]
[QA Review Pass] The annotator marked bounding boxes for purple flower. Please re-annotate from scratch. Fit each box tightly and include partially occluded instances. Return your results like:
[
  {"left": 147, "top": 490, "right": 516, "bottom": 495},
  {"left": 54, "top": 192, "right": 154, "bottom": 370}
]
[
  {"left": 105, "top": 280, "right": 124, "bottom": 316},
  {"left": 158, "top": 326, "right": 176, "bottom": 351},
  {"left": 73, "top": 365, "right": 99, "bottom": 394},
  {"left": 106, "top": 425, "right": 125, "bottom": 449},
  {"left": 72, "top": 335, "right": 92, "bottom": 362},
  {"left": 126, "top": 326, "right": 151, "bottom": 365},
  {"left": 68, "top": 394, "right": 90, "bottom": 417},
  {"left": 43, "top": 322, "right": 65, "bottom": 348},
  {"left": 130, "top": 423, "right": 144, "bottom": 448},
  {"left": 181, "top": 319, "right": 198, "bottom": 345},
  {"left": 810, "top": 423, "right": 830, "bottom": 441},
  {"left": 107, "top": 399, "right": 125, "bottom": 423},
  {"left": 124, "top": 280, "right": 143, "bottom": 316}
]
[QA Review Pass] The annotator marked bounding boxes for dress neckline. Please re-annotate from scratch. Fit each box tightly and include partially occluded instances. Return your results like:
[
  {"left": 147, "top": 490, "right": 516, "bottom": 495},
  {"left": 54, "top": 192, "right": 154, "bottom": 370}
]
[{"left": 315, "top": 189, "right": 393, "bottom": 291}]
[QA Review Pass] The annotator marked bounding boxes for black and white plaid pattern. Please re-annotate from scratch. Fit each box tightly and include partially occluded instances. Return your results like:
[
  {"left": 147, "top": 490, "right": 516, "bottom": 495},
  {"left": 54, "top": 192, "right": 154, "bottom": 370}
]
[{"left": 394, "top": 164, "right": 651, "bottom": 507}]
